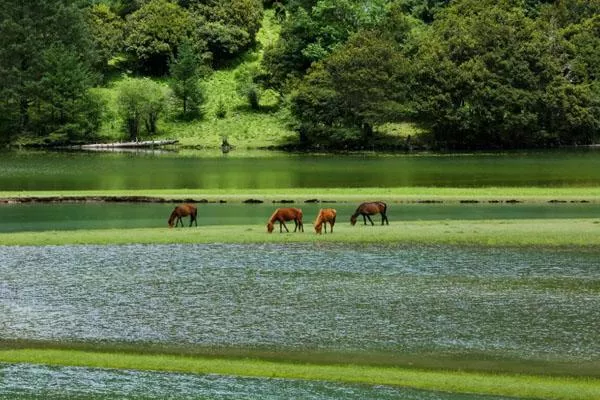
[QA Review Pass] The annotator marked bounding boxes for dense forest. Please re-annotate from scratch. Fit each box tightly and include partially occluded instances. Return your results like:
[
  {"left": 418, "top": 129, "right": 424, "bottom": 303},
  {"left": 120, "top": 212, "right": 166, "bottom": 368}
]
[{"left": 1, "top": 0, "right": 599, "bottom": 149}]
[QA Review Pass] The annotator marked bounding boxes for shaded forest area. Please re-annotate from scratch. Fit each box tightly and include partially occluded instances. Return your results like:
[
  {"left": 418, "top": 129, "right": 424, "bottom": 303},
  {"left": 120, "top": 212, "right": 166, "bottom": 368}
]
[{"left": 1, "top": 0, "right": 599, "bottom": 150}]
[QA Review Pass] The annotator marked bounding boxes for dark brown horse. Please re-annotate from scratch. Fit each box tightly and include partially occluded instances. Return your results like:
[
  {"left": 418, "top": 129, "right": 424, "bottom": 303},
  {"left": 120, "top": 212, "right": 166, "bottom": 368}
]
[
  {"left": 267, "top": 207, "right": 304, "bottom": 233},
  {"left": 350, "top": 201, "right": 389, "bottom": 226},
  {"left": 314, "top": 208, "right": 336, "bottom": 234},
  {"left": 168, "top": 203, "right": 198, "bottom": 228}
]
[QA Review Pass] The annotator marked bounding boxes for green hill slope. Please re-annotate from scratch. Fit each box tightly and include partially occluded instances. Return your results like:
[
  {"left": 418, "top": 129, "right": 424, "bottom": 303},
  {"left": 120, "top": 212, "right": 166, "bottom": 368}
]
[{"left": 97, "top": 9, "right": 297, "bottom": 150}]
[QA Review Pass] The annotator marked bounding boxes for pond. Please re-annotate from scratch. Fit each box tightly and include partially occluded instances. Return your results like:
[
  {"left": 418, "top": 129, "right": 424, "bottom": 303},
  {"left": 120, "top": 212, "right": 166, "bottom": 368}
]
[
  {"left": 0, "top": 363, "right": 515, "bottom": 400},
  {"left": 1, "top": 243, "right": 598, "bottom": 363},
  {"left": 2, "top": 202, "right": 600, "bottom": 232},
  {"left": 3, "top": 148, "right": 600, "bottom": 190}
]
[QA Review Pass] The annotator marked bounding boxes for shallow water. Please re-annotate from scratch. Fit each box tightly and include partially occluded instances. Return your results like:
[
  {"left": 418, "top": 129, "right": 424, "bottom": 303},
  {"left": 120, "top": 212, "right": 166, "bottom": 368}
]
[
  {"left": 0, "top": 363, "right": 514, "bottom": 400},
  {"left": 1, "top": 202, "right": 600, "bottom": 232},
  {"left": 1, "top": 243, "right": 598, "bottom": 361}
]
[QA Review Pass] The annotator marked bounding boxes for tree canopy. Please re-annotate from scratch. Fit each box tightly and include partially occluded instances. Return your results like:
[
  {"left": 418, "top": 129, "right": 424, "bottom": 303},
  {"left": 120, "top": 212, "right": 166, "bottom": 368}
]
[{"left": 1, "top": 0, "right": 600, "bottom": 149}]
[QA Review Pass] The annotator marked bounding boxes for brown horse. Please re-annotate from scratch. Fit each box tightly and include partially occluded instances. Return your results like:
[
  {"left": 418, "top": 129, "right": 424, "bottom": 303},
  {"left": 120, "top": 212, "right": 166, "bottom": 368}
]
[
  {"left": 168, "top": 203, "right": 198, "bottom": 228},
  {"left": 314, "top": 208, "right": 336, "bottom": 234},
  {"left": 267, "top": 207, "right": 304, "bottom": 233},
  {"left": 350, "top": 201, "right": 389, "bottom": 226}
]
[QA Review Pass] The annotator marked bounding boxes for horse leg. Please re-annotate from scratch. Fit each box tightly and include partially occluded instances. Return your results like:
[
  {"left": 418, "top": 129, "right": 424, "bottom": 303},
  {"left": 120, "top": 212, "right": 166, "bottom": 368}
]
[
  {"left": 366, "top": 215, "right": 374, "bottom": 225},
  {"left": 280, "top": 221, "right": 289, "bottom": 233},
  {"left": 176, "top": 216, "right": 183, "bottom": 227},
  {"left": 362, "top": 214, "right": 367, "bottom": 225},
  {"left": 382, "top": 213, "right": 389, "bottom": 225}
]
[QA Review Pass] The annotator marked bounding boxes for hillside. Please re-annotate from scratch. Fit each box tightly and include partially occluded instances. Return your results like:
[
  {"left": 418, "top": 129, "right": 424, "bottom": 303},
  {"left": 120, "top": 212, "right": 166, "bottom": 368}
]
[{"left": 96, "top": 9, "right": 298, "bottom": 150}]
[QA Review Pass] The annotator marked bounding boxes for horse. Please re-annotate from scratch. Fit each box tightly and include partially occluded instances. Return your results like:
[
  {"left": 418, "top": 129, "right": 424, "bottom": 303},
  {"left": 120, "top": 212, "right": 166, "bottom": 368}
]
[
  {"left": 168, "top": 203, "right": 198, "bottom": 228},
  {"left": 314, "top": 208, "right": 336, "bottom": 234},
  {"left": 267, "top": 207, "right": 304, "bottom": 233},
  {"left": 350, "top": 201, "right": 389, "bottom": 226}
]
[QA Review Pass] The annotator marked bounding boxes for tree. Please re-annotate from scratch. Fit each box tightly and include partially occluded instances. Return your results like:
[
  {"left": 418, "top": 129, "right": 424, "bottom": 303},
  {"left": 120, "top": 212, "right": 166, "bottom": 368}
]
[
  {"left": 86, "top": 3, "right": 125, "bottom": 73},
  {"left": 169, "top": 41, "right": 208, "bottom": 119},
  {"left": 261, "top": 0, "right": 391, "bottom": 92},
  {"left": 124, "top": 0, "right": 192, "bottom": 75},
  {"left": 407, "top": 0, "right": 600, "bottom": 148},
  {"left": 0, "top": 0, "right": 99, "bottom": 143},
  {"left": 291, "top": 28, "right": 410, "bottom": 146},
  {"left": 116, "top": 77, "right": 168, "bottom": 139},
  {"left": 189, "top": 0, "right": 263, "bottom": 65}
]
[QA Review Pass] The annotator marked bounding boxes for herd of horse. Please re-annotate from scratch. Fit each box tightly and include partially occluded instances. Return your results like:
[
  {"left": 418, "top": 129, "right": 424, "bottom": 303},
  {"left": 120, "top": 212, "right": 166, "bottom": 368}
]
[{"left": 168, "top": 201, "right": 389, "bottom": 233}]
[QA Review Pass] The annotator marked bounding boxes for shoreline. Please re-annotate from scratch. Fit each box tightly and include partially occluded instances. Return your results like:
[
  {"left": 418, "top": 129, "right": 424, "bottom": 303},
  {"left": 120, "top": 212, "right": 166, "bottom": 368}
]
[
  {"left": 1, "top": 347, "right": 598, "bottom": 400},
  {"left": 2, "top": 186, "right": 600, "bottom": 204}
]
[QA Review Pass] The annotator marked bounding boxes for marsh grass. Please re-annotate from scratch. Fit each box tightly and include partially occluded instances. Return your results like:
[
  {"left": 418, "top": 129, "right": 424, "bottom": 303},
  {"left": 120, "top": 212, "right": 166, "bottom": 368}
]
[
  {"left": 0, "top": 348, "right": 598, "bottom": 400},
  {"left": 1, "top": 218, "right": 599, "bottom": 246},
  {"left": 3, "top": 186, "right": 600, "bottom": 203}
]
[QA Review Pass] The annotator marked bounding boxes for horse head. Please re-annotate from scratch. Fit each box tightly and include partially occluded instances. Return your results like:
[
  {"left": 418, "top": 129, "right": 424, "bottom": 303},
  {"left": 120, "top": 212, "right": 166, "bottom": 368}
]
[{"left": 267, "top": 222, "right": 275, "bottom": 233}]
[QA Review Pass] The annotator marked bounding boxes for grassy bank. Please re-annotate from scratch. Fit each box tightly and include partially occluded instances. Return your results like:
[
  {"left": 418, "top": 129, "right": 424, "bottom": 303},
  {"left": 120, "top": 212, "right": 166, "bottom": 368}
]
[
  {"left": 1, "top": 218, "right": 599, "bottom": 247},
  {"left": 0, "top": 348, "right": 598, "bottom": 400},
  {"left": 3, "top": 186, "right": 600, "bottom": 203}
]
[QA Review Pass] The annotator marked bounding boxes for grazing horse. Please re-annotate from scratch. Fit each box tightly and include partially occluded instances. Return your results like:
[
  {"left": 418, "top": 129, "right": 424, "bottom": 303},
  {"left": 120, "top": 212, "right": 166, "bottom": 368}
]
[
  {"left": 168, "top": 203, "right": 198, "bottom": 228},
  {"left": 267, "top": 207, "right": 304, "bottom": 233},
  {"left": 350, "top": 201, "right": 389, "bottom": 226},
  {"left": 314, "top": 208, "right": 336, "bottom": 234}
]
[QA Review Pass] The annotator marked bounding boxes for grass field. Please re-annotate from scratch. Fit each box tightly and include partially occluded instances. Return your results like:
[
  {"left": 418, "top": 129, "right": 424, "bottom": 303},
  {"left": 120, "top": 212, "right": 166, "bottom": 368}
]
[
  {"left": 1, "top": 218, "right": 599, "bottom": 247},
  {"left": 3, "top": 186, "right": 600, "bottom": 203}
]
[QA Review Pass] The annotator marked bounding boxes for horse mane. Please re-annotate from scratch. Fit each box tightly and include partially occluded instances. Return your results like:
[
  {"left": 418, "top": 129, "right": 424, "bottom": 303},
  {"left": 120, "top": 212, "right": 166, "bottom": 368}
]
[
  {"left": 268, "top": 209, "right": 280, "bottom": 223},
  {"left": 314, "top": 210, "right": 323, "bottom": 228},
  {"left": 168, "top": 209, "right": 178, "bottom": 226}
]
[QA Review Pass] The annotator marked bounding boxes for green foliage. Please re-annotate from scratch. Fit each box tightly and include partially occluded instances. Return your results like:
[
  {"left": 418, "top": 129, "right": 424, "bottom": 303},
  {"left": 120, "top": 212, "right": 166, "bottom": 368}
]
[
  {"left": 189, "top": 0, "right": 264, "bottom": 64},
  {"left": 235, "top": 65, "right": 263, "bottom": 110},
  {"left": 397, "top": 0, "right": 450, "bottom": 23},
  {"left": 0, "top": 0, "right": 98, "bottom": 143},
  {"left": 407, "top": 0, "right": 600, "bottom": 148},
  {"left": 86, "top": 3, "right": 125, "bottom": 73},
  {"left": 291, "top": 24, "right": 413, "bottom": 146},
  {"left": 124, "top": 0, "right": 192, "bottom": 75},
  {"left": 169, "top": 41, "right": 208, "bottom": 119},
  {"left": 261, "top": 0, "right": 392, "bottom": 91},
  {"left": 116, "top": 77, "right": 169, "bottom": 139}
]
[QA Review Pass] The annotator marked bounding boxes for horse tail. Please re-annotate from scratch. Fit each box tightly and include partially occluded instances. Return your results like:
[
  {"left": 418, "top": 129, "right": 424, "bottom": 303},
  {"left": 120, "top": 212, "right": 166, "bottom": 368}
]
[{"left": 379, "top": 201, "right": 387, "bottom": 215}]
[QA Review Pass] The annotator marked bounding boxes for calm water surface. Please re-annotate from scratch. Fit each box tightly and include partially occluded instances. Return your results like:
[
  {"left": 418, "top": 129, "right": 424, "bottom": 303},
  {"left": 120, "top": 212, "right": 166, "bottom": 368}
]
[
  {"left": 3, "top": 149, "right": 600, "bottom": 190},
  {"left": 0, "top": 363, "right": 514, "bottom": 400},
  {"left": 2, "top": 202, "right": 600, "bottom": 232}
]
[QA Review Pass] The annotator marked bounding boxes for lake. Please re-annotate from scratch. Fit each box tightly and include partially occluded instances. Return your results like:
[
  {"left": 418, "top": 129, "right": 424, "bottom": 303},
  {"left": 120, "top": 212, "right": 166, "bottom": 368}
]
[
  {"left": 1, "top": 243, "right": 598, "bottom": 363},
  {"left": 2, "top": 148, "right": 600, "bottom": 190}
]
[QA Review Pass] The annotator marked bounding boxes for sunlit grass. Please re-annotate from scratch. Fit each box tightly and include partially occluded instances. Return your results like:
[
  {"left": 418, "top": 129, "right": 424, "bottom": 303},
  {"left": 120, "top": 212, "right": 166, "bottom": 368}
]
[
  {"left": 2, "top": 186, "right": 600, "bottom": 202},
  {"left": 1, "top": 218, "right": 599, "bottom": 247},
  {"left": 0, "top": 349, "right": 598, "bottom": 400}
]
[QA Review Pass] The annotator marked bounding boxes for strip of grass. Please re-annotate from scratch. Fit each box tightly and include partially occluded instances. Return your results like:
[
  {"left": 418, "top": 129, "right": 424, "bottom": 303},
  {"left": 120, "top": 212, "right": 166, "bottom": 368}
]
[
  {"left": 1, "top": 219, "right": 599, "bottom": 246},
  {"left": 2, "top": 186, "right": 600, "bottom": 203},
  {"left": 0, "top": 349, "right": 598, "bottom": 400}
]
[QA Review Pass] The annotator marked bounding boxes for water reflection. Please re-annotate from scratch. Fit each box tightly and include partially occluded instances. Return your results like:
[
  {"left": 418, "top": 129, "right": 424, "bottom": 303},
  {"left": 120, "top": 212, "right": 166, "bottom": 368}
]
[{"left": 3, "top": 149, "right": 600, "bottom": 190}]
